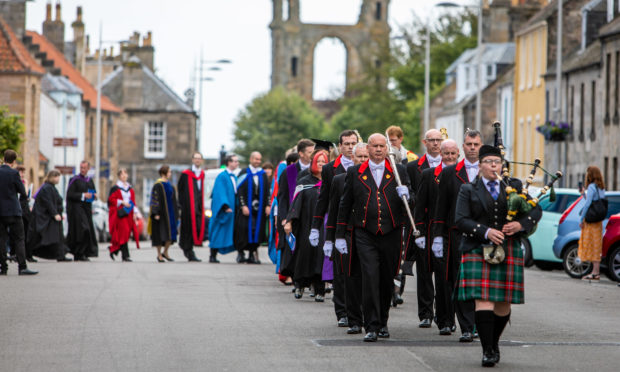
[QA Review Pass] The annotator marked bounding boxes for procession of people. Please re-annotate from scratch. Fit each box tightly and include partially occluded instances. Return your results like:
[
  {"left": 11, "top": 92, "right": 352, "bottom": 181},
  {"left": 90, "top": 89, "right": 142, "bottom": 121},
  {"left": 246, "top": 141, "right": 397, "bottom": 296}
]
[{"left": 0, "top": 122, "right": 544, "bottom": 368}]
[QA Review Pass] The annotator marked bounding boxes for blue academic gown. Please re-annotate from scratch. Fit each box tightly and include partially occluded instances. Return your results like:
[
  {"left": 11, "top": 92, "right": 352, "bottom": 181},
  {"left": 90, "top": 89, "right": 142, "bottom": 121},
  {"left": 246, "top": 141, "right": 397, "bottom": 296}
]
[
  {"left": 269, "top": 161, "right": 288, "bottom": 267},
  {"left": 208, "top": 170, "right": 237, "bottom": 254}
]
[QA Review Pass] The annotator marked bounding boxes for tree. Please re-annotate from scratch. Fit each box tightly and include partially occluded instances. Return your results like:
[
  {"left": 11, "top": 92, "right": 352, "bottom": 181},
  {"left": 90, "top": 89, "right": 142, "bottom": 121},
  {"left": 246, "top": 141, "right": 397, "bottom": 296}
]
[
  {"left": 233, "top": 87, "right": 326, "bottom": 164},
  {"left": 0, "top": 106, "right": 25, "bottom": 154}
]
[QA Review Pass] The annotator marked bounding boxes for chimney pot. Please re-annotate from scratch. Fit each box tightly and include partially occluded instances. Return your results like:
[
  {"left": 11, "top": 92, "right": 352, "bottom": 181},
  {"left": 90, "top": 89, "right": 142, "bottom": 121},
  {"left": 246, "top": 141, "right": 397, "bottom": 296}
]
[
  {"left": 55, "top": 2, "right": 61, "bottom": 22},
  {"left": 46, "top": 2, "right": 52, "bottom": 21},
  {"left": 77, "top": 6, "right": 82, "bottom": 21}
]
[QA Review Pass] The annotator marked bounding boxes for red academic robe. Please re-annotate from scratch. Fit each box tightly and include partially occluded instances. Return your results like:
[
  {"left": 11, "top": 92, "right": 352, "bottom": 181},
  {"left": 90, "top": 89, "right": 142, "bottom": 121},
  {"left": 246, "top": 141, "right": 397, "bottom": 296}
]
[{"left": 108, "top": 186, "right": 140, "bottom": 253}]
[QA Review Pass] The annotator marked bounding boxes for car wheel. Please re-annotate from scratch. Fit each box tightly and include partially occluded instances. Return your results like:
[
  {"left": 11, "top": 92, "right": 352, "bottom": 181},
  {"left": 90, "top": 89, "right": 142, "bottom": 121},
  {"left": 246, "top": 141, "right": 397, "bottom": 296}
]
[
  {"left": 521, "top": 238, "right": 534, "bottom": 267},
  {"left": 606, "top": 245, "right": 620, "bottom": 282},
  {"left": 534, "top": 260, "right": 559, "bottom": 271},
  {"left": 562, "top": 243, "right": 592, "bottom": 279}
]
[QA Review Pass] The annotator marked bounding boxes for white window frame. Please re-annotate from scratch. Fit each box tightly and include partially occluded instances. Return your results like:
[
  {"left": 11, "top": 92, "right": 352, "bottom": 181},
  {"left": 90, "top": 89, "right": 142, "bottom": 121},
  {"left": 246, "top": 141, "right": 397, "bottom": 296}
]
[
  {"left": 519, "top": 37, "right": 526, "bottom": 91},
  {"left": 144, "top": 121, "right": 166, "bottom": 159}
]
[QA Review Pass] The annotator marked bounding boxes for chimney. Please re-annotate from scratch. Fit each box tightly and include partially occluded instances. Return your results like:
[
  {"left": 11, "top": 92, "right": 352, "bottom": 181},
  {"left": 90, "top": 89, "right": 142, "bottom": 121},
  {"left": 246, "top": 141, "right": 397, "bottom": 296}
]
[
  {"left": 46, "top": 2, "right": 52, "bottom": 21},
  {"left": 43, "top": 1, "right": 65, "bottom": 53},
  {"left": 72, "top": 6, "right": 85, "bottom": 74},
  {"left": 0, "top": 0, "right": 29, "bottom": 39},
  {"left": 143, "top": 31, "right": 152, "bottom": 47}
]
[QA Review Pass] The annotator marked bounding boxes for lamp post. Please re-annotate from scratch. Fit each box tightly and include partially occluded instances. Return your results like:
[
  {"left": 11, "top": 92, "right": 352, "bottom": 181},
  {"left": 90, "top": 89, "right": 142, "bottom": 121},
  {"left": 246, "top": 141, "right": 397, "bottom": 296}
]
[
  {"left": 555, "top": 0, "right": 565, "bottom": 187},
  {"left": 475, "top": 0, "right": 483, "bottom": 132},
  {"left": 196, "top": 51, "right": 231, "bottom": 152}
]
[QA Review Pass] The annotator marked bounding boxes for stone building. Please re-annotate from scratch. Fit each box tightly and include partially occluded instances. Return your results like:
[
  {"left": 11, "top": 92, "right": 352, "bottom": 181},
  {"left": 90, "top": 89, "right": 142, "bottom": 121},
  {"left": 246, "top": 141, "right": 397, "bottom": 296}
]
[
  {"left": 269, "top": 0, "right": 391, "bottom": 112},
  {"left": 0, "top": 14, "right": 44, "bottom": 188},
  {"left": 98, "top": 34, "right": 197, "bottom": 210}
]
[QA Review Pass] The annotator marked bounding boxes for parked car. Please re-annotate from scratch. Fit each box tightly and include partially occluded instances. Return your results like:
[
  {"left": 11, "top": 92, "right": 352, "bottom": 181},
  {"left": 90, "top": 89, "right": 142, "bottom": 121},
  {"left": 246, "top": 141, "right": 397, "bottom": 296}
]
[
  {"left": 526, "top": 189, "right": 580, "bottom": 270},
  {"left": 134, "top": 206, "right": 147, "bottom": 241},
  {"left": 602, "top": 213, "right": 620, "bottom": 282},
  {"left": 552, "top": 191, "right": 620, "bottom": 278}
]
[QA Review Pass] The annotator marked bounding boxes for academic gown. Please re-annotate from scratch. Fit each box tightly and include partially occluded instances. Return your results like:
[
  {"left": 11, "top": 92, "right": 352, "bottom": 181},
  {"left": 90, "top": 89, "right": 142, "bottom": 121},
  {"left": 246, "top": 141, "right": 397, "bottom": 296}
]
[
  {"left": 178, "top": 169, "right": 206, "bottom": 251},
  {"left": 283, "top": 175, "right": 324, "bottom": 284},
  {"left": 208, "top": 170, "right": 237, "bottom": 254},
  {"left": 65, "top": 174, "right": 98, "bottom": 257},
  {"left": 269, "top": 161, "right": 287, "bottom": 268},
  {"left": 108, "top": 185, "right": 140, "bottom": 254},
  {"left": 234, "top": 168, "right": 270, "bottom": 250},
  {"left": 29, "top": 182, "right": 64, "bottom": 259},
  {"left": 148, "top": 180, "right": 179, "bottom": 246}
]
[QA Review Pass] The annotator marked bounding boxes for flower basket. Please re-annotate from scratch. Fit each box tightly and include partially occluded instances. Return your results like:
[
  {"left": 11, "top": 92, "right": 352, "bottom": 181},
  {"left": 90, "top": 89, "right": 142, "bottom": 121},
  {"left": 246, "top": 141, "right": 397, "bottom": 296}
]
[{"left": 536, "top": 121, "right": 570, "bottom": 142}]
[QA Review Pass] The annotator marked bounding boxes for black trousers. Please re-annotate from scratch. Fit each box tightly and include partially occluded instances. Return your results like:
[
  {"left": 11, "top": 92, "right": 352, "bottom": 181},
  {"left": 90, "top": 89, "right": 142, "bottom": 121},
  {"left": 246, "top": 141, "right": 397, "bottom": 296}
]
[
  {"left": 113, "top": 243, "right": 130, "bottom": 259},
  {"left": 296, "top": 276, "right": 325, "bottom": 296},
  {"left": 332, "top": 251, "right": 347, "bottom": 320},
  {"left": 342, "top": 231, "right": 363, "bottom": 327},
  {"left": 355, "top": 227, "right": 401, "bottom": 333},
  {"left": 0, "top": 216, "right": 27, "bottom": 271},
  {"left": 432, "top": 254, "right": 453, "bottom": 329},
  {"left": 447, "top": 234, "right": 475, "bottom": 333},
  {"left": 416, "top": 243, "right": 435, "bottom": 321}
]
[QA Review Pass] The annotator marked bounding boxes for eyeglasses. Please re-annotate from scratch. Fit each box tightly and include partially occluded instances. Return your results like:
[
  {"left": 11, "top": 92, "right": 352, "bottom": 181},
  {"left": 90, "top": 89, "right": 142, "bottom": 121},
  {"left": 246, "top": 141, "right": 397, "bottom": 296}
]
[
  {"left": 425, "top": 138, "right": 443, "bottom": 143},
  {"left": 481, "top": 159, "right": 502, "bottom": 165}
]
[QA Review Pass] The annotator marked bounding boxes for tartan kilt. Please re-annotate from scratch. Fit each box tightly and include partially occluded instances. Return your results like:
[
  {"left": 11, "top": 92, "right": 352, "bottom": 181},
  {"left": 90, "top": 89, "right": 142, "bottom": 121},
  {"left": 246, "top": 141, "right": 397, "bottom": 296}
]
[{"left": 457, "top": 238, "right": 524, "bottom": 304}]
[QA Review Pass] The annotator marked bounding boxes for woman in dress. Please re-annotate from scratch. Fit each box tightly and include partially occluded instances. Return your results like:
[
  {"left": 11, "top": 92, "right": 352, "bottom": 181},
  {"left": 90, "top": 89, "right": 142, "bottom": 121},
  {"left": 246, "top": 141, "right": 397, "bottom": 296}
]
[
  {"left": 149, "top": 165, "right": 179, "bottom": 262},
  {"left": 579, "top": 166, "right": 606, "bottom": 281},
  {"left": 108, "top": 168, "right": 140, "bottom": 262}
]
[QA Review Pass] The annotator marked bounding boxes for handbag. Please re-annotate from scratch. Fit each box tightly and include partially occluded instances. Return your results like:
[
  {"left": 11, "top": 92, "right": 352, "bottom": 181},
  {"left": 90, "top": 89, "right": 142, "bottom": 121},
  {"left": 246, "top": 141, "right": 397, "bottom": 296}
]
[
  {"left": 117, "top": 208, "right": 129, "bottom": 218},
  {"left": 483, "top": 244, "right": 505, "bottom": 264},
  {"left": 584, "top": 189, "right": 607, "bottom": 223}
]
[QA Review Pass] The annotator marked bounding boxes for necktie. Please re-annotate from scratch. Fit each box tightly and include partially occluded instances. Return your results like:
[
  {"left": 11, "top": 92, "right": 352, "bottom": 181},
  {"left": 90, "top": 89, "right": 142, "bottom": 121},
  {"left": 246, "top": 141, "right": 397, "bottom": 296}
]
[{"left": 488, "top": 181, "right": 499, "bottom": 200}]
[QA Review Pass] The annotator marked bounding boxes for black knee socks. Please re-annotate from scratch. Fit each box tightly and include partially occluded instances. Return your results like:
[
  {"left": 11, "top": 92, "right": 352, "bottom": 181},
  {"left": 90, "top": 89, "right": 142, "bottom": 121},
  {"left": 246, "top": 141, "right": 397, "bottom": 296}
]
[
  {"left": 493, "top": 312, "right": 510, "bottom": 347},
  {"left": 475, "top": 310, "right": 495, "bottom": 352}
]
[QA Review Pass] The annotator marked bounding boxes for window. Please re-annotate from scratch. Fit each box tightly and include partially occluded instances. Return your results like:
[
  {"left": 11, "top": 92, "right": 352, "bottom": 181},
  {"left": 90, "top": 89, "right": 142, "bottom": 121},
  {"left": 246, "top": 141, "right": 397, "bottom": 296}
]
[
  {"left": 144, "top": 121, "right": 166, "bottom": 159},
  {"left": 375, "top": 2, "right": 382, "bottom": 20},
  {"left": 143, "top": 178, "right": 155, "bottom": 211},
  {"left": 539, "top": 194, "right": 580, "bottom": 213},
  {"left": 615, "top": 51, "right": 619, "bottom": 120},
  {"left": 606, "top": 53, "right": 611, "bottom": 124},
  {"left": 519, "top": 38, "right": 526, "bottom": 91},
  {"left": 545, "top": 90, "right": 550, "bottom": 122},
  {"left": 591, "top": 80, "right": 596, "bottom": 141},
  {"left": 614, "top": 157, "right": 618, "bottom": 190},
  {"left": 606, "top": 196, "right": 620, "bottom": 218},
  {"left": 528, "top": 35, "right": 534, "bottom": 88},
  {"left": 570, "top": 85, "right": 575, "bottom": 141},
  {"left": 579, "top": 83, "right": 585, "bottom": 142},
  {"left": 291, "top": 57, "right": 298, "bottom": 77},
  {"left": 535, "top": 31, "right": 542, "bottom": 86}
]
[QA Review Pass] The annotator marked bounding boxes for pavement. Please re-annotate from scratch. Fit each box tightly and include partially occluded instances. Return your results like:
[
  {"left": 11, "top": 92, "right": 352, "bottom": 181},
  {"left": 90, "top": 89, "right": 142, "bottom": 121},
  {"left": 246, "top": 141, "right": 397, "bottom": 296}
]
[{"left": 1, "top": 243, "right": 619, "bottom": 372}]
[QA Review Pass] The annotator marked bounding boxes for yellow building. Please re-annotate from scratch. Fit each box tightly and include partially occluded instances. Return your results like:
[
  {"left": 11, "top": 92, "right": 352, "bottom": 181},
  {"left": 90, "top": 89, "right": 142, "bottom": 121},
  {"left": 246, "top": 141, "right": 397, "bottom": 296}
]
[{"left": 513, "top": 22, "right": 547, "bottom": 179}]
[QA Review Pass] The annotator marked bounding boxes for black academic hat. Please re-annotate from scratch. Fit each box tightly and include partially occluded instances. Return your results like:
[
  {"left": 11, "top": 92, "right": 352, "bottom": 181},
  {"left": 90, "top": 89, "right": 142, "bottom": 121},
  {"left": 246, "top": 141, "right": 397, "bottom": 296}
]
[
  {"left": 310, "top": 138, "right": 335, "bottom": 152},
  {"left": 479, "top": 144, "right": 502, "bottom": 160}
]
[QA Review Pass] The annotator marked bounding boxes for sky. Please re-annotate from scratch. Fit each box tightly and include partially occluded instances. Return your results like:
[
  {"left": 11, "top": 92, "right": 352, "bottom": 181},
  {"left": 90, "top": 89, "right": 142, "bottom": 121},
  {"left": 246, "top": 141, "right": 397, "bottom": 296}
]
[{"left": 25, "top": 0, "right": 474, "bottom": 158}]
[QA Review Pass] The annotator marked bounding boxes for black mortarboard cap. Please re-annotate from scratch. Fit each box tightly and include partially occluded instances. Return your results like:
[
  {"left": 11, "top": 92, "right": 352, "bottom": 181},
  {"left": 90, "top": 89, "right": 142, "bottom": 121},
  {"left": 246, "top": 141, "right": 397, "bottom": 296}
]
[
  {"left": 479, "top": 144, "right": 502, "bottom": 160},
  {"left": 310, "top": 138, "right": 335, "bottom": 152}
]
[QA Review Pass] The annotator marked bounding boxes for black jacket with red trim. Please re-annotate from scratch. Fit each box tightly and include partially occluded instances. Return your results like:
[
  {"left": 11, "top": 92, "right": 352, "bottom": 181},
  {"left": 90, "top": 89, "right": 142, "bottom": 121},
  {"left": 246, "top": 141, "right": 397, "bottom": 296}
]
[
  {"left": 431, "top": 160, "right": 471, "bottom": 241},
  {"left": 325, "top": 172, "right": 346, "bottom": 242},
  {"left": 406, "top": 154, "right": 430, "bottom": 198},
  {"left": 335, "top": 159, "right": 411, "bottom": 238},
  {"left": 414, "top": 164, "right": 442, "bottom": 243},
  {"left": 311, "top": 155, "right": 347, "bottom": 230}
]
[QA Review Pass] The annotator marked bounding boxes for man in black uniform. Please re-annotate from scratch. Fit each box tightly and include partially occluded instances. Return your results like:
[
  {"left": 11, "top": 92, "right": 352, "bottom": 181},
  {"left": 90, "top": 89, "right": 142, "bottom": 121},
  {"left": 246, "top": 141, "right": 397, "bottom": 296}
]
[
  {"left": 310, "top": 130, "right": 358, "bottom": 327},
  {"left": 414, "top": 139, "right": 460, "bottom": 335},
  {"left": 336, "top": 134, "right": 411, "bottom": 342},
  {"left": 432, "top": 130, "right": 482, "bottom": 342},
  {"left": 66, "top": 160, "right": 98, "bottom": 261},
  {"left": 0, "top": 150, "right": 38, "bottom": 275},
  {"left": 406, "top": 129, "right": 443, "bottom": 327},
  {"left": 324, "top": 142, "right": 368, "bottom": 335}
]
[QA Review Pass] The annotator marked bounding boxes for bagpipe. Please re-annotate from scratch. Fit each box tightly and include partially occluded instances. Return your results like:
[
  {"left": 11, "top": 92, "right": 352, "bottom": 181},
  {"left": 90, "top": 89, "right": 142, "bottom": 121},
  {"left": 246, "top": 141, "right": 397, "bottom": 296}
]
[{"left": 484, "top": 122, "right": 563, "bottom": 264}]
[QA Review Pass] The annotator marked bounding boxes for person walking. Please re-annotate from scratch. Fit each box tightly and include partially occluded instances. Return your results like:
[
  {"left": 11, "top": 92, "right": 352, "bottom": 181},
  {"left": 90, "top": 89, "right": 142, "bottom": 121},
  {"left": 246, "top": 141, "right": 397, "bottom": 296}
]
[
  {"left": 579, "top": 166, "right": 607, "bottom": 281},
  {"left": 0, "top": 150, "right": 38, "bottom": 275},
  {"left": 66, "top": 161, "right": 98, "bottom": 261},
  {"left": 149, "top": 165, "right": 179, "bottom": 262},
  {"left": 108, "top": 168, "right": 140, "bottom": 262},
  {"left": 208, "top": 154, "right": 239, "bottom": 263}
]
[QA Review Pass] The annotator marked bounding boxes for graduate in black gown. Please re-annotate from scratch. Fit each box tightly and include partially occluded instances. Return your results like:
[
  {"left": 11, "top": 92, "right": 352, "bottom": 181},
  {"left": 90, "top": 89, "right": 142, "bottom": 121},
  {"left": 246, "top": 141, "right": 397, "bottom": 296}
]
[
  {"left": 66, "top": 161, "right": 98, "bottom": 260},
  {"left": 284, "top": 149, "right": 329, "bottom": 302},
  {"left": 177, "top": 152, "right": 206, "bottom": 262},
  {"left": 29, "top": 170, "right": 71, "bottom": 261}
]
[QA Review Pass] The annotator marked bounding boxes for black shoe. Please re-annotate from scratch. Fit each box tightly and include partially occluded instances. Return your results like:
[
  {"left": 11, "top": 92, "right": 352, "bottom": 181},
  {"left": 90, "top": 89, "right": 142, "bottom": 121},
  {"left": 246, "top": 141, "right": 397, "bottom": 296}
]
[
  {"left": 122, "top": 258, "right": 132, "bottom": 262},
  {"left": 294, "top": 288, "right": 303, "bottom": 299},
  {"left": 157, "top": 257, "right": 165, "bottom": 263},
  {"left": 188, "top": 256, "right": 202, "bottom": 262},
  {"left": 209, "top": 256, "right": 220, "bottom": 263},
  {"left": 363, "top": 332, "right": 378, "bottom": 342},
  {"left": 236, "top": 252, "right": 246, "bottom": 263},
  {"left": 57, "top": 256, "right": 72, "bottom": 262},
  {"left": 393, "top": 293, "right": 403, "bottom": 305},
  {"left": 419, "top": 318, "right": 432, "bottom": 328},
  {"left": 459, "top": 332, "right": 474, "bottom": 342},
  {"left": 109, "top": 252, "right": 115, "bottom": 261},
  {"left": 451, "top": 324, "right": 457, "bottom": 333},
  {"left": 19, "top": 268, "right": 38, "bottom": 276},
  {"left": 439, "top": 327, "right": 451, "bottom": 335},
  {"left": 338, "top": 317, "right": 349, "bottom": 327},
  {"left": 492, "top": 345, "right": 500, "bottom": 363},
  {"left": 314, "top": 295, "right": 324, "bottom": 302},
  {"left": 482, "top": 350, "right": 496, "bottom": 367},
  {"left": 163, "top": 255, "right": 174, "bottom": 262},
  {"left": 378, "top": 327, "right": 390, "bottom": 338},
  {"left": 76, "top": 257, "right": 90, "bottom": 262},
  {"left": 246, "top": 255, "right": 258, "bottom": 264},
  {"left": 26, "top": 257, "right": 37, "bottom": 263},
  {"left": 347, "top": 325, "right": 362, "bottom": 334}
]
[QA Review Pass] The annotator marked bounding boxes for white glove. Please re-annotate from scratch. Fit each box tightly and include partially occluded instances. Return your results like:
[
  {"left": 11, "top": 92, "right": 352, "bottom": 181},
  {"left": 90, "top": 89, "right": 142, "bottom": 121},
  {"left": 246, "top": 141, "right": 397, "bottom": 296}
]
[
  {"left": 396, "top": 185, "right": 410, "bottom": 201},
  {"left": 415, "top": 237, "right": 426, "bottom": 249},
  {"left": 432, "top": 237, "right": 443, "bottom": 258},
  {"left": 309, "top": 228, "right": 320, "bottom": 247},
  {"left": 323, "top": 241, "right": 333, "bottom": 257},
  {"left": 335, "top": 238, "right": 348, "bottom": 255}
]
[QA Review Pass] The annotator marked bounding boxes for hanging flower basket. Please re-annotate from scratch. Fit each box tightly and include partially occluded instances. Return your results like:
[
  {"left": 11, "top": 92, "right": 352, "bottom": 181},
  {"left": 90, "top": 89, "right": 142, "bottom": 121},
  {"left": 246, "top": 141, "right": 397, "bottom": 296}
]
[{"left": 536, "top": 121, "right": 570, "bottom": 142}]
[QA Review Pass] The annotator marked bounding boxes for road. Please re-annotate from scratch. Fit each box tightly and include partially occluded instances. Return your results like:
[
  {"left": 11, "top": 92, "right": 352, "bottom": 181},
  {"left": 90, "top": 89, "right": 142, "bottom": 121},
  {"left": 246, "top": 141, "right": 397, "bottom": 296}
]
[{"left": 1, "top": 243, "right": 619, "bottom": 371}]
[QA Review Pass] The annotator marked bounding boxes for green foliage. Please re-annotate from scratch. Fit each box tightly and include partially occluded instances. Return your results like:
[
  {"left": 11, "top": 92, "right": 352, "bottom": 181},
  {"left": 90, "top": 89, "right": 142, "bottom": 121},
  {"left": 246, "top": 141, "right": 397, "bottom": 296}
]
[
  {"left": 0, "top": 106, "right": 25, "bottom": 154},
  {"left": 233, "top": 87, "right": 326, "bottom": 164}
]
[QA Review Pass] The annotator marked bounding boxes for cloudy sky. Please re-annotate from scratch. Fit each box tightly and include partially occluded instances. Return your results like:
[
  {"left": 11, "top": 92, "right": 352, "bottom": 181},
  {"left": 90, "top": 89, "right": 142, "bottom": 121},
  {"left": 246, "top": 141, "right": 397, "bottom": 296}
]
[{"left": 26, "top": 0, "right": 473, "bottom": 158}]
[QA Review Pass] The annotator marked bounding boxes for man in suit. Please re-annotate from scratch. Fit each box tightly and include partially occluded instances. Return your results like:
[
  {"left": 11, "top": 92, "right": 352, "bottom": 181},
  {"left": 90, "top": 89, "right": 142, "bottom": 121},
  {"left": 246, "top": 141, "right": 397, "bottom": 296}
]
[
  {"left": 414, "top": 139, "right": 460, "bottom": 335},
  {"left": 324, "top": 142, "right": 369, "bottom": 335},
  {"left": 336, "top": 134, "right": 411, "bottom": 342},
  {"left": 405, "top": 128, "right": 443, "bottom": 327},
  {"left": 0, "top": 150, "right": 38, "bottom": 275},
  {"left": 310, "top": 130, "right": 359, "bottom": 327},
  {"left": 431, "top": 129, "right": 482, "bottom": 342},
  {"left": 454, "top": 145, "right": 541, "bottom": 367}
]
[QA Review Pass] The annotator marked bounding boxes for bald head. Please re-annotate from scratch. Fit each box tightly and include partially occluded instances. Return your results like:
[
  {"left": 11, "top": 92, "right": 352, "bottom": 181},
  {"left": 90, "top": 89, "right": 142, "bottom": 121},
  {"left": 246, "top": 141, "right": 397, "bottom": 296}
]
[
  {"left": 367, "top": 133, "right": 388, "bottom": 163},
  {"left": 440, "top": 139, "right": 459, "bottom": 166},
  {"left": 249, "top": 151, "right": 262, "bottom": 168},
  {"left": 423, "top": 129, "right": 443, "bottom": 157}
]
